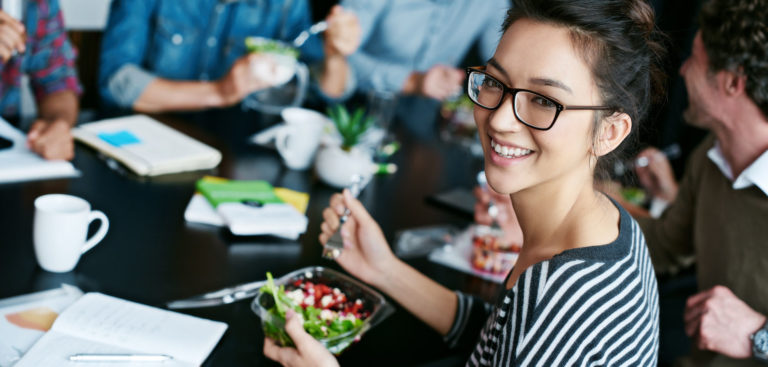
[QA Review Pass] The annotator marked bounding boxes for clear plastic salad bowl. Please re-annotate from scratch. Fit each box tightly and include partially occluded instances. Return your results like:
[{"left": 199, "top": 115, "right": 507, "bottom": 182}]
[
  {"left": 244, "top": 36, "right": 298, "bottom": 86},
  {"left": 251, "top": 266, "right": 394, "bottom": 355},
  {"left": 242, "top": 37, "right": 308, "bottom": 114}
]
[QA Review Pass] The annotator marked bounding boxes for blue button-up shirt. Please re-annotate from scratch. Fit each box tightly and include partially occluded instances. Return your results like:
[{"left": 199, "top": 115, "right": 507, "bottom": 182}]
[
  {"left": 341, "top": 0, "right": 509, "bottom": 93},
  {"left": 99, "top": 0, "right": 328, "bottom": 109}
]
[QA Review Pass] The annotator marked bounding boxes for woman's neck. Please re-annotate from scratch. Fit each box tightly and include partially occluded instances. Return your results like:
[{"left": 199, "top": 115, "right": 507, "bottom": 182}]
[{"left": 511, "top": 174, "right": 620, "bottom": 263}]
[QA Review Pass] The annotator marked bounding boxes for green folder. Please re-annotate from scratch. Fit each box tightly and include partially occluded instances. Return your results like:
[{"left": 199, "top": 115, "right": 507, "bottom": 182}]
[{"left": 196, "top": 179, "right": 283, "bottom": 208}]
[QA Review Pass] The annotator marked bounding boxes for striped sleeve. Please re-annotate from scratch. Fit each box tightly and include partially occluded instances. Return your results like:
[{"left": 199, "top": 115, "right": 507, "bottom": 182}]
[{"left": 443, "top": 291, "right": 494, "bottom": 349}]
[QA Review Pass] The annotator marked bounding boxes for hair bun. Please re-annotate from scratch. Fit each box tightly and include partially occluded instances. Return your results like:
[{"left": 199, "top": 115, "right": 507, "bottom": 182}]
[{"left": 627, "top": 0, "right": 655, "bottom": 38}]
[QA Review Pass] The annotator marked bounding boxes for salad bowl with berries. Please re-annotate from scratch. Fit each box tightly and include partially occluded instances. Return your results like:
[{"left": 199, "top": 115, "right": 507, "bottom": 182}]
[{"left": 252, "top": 267, "right": 393, "bottom": 355}]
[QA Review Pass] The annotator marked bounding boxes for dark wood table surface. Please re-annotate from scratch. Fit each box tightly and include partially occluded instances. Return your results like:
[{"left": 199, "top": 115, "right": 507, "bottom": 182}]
[{"left": 0, "top": 103, "right": 500, "bottom": 366}]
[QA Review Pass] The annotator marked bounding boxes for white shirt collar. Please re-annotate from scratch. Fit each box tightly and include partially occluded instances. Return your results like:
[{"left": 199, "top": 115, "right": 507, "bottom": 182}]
[{"left": 707, "top": 141, "right": 768, "bottom": 196}]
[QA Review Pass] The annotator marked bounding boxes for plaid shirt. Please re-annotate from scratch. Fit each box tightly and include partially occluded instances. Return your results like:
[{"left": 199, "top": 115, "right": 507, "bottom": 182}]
[{"left": 0, "top": 0, "right": 81, "bottom": 118}]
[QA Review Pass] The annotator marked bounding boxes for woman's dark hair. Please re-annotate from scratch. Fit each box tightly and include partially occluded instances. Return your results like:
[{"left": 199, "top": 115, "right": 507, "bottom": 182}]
[
  {"left": 699, "top": 0, "right": 768, "bottom": 119},
  {"left": 502, "top": 0, "right": 666, "bottom": 180}
]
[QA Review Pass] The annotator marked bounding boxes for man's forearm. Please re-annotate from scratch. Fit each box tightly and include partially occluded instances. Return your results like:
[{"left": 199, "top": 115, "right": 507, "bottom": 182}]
[
  {"left": 318, "top": 54, "right": 349, "bottom": 98},
  {"left": 38, "top": 90, "right": 79, "bottom": 126},
  {"left": 132, "top": 78, "right": 227, "bottom": 113}
]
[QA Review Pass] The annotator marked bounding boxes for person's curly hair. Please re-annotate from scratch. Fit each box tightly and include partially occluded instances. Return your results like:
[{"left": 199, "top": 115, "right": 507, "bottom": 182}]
[{"left": 699, "top": 0, "right": 768, "bottom": 118}]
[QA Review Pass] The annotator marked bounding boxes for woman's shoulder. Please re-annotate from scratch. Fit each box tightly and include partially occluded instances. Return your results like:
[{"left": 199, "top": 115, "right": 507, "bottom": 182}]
[
  {"left": 536, "top": 202, "right": 655, "bottom": 297},
  {"left": 509, "top": 197, "right": 656, "bottom": 310},
  {"left": 549, "top": 198, "right": 644, "bottom": 266},
  {"left": 510, "top": 232, "right": 658, "bottom": 366}
]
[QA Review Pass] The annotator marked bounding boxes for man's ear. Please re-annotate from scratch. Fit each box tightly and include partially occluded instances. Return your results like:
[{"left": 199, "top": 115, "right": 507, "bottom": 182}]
[
  {"left": 595, "top": 112, "right": 632, "bottom": 157},
  {"left": 720, "top": 69, "right": 746, "bottom": 97}
]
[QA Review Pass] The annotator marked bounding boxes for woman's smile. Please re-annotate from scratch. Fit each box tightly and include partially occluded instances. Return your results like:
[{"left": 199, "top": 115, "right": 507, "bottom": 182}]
[{"left": 488, "top": 136, "right": 535, "bottom": 166}]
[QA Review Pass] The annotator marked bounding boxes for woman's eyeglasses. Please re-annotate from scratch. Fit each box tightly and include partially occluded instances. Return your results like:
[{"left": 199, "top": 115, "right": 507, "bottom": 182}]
[{"left": 465, "top": 67, "right": 613, "bottom": 130}]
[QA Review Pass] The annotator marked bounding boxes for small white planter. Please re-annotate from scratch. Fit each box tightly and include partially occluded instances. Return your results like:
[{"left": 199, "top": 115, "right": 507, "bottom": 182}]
[{"left": 314, "top": 145, "right": 373, "bottom": 189}]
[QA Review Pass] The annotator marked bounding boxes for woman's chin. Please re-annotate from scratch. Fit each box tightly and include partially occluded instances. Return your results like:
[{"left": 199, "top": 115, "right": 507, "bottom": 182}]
[{"left": 483, "top": 169, "right": 517, "bottom": 196}]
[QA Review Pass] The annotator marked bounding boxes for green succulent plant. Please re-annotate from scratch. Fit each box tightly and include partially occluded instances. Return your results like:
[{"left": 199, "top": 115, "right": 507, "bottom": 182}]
[{"left": 327, "top": 105, "right": 374, "bottom": 151}]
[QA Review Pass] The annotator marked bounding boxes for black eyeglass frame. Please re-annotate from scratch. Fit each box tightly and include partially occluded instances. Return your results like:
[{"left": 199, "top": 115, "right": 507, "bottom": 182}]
[{"left": 465, "top": 66, "right": 614, "bottom": 131}]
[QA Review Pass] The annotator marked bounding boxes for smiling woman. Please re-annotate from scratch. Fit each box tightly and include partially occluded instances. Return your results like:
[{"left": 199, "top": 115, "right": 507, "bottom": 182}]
[
  {"left": 461, "top": 4, "right": 664, "bottom": 362},
  {"left": 268, "top": 1, "right": 666, "bottom": 366}
]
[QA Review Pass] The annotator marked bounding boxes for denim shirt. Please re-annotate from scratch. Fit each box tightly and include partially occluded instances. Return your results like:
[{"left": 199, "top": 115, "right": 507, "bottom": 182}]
[
  {"left": 99, "top": 0, "right": 345, "bottom": 109},
  {"left": 341, "top": 0, "right": 509, "bottom": 93}
]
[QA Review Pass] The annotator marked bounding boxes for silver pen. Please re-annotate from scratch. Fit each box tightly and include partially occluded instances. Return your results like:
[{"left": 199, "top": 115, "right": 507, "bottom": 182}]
[{"left": 68, "top": 354, "right": 174, "bottom": 362}]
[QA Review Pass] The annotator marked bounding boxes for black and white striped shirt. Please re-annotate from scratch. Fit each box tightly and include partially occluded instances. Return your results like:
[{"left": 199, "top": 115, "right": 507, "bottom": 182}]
[{"left": 445, "top": 203, "right": 659, "bottom": 366}]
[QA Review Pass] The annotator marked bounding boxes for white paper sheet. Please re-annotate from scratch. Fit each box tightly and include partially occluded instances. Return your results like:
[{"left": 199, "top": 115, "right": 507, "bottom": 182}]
[
  {"left": 13, "top": 331, "right": 193, "bottom": 367},
  {"left": 0, "top": 118, "right": 79, "bottom": 183},
  {"left": 0, "top": 285, "right": 82, "bottom": 367},
  {"left": 14, "top": 293, "right": 227, "bottom": 367},
  {"left": 184, "top": 193, "right": 303, "bottom": 240}
]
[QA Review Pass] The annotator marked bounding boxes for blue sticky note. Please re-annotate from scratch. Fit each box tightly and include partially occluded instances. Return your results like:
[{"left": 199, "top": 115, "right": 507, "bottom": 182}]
[{"left": 98, "top": 130, "right": 141, "bottom": 147}]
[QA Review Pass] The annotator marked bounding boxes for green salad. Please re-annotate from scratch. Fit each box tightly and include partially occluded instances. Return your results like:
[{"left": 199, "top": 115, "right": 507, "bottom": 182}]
[
  {"left": 621, "top": 187, "right": 648, "bottom": 206},
  {"left": 441, "top": 94, "right": 474, "bottom": 113},
  {"left": 245, "top": 37, "right": 300, "bottom": 59},
  {"left": 259, "top": 272, "right": 367, "bottom": 349}
]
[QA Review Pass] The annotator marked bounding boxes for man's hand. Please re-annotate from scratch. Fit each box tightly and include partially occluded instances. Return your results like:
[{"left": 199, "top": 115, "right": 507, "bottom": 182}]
[
  {"left": 27, "top": 119, "right": 74, "bottom": 160},
  {"left": 0, "top": 10, "right": 26, "bottom": 62},
  {"left": 317, "top": 5, "right": 360, "bottom": 98},
  {"left": 323, "top": 5, "right": 360, "bottom": 57},
  {"left": 214, "top": 53, "right": 275, "bottom": 107},
  {"left": 684, "top": 285, "right": 767, "bottom": 359},
  {"left": 405, "top": 65, "right": 465, "bottom": 101},
  {"left": 263, "top": 309, "right": 339, "bottom": 367},
  {"left": 635, "top": 147, "right": 678, "bottom": 202}
]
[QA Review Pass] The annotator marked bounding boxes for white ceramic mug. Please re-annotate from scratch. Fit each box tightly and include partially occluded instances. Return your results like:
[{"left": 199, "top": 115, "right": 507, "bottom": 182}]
[
  {"left": 33, "top": 194, "right": 109, "bottom": 273},
  {"left": 275, "top": 108, "right": 328, "bottom": 170}
]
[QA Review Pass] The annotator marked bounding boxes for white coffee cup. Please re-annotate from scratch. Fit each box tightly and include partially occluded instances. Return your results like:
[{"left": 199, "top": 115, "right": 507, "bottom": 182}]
[
  {"left": 275, "top": 107, "right": 329, "bottom": 170},
  {"left": 33, "top": 194, "right": 109, "bottom": 273}
]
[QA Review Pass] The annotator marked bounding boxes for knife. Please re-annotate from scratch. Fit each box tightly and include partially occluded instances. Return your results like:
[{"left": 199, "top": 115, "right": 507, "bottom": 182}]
[{"left": 166, "top": 279, "right": 267, "bottom": 309}]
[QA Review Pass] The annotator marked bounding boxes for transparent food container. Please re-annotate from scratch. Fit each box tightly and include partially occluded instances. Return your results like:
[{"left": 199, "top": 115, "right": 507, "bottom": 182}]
[
  {"left": 242, "top": 37, "right": 308, "bottom": 114},
  {"left": 251, "top": 266, "right": 394, "bottom": 355},
  {"left": 470, "top": 225, "right": 521, "bottom": 275}
]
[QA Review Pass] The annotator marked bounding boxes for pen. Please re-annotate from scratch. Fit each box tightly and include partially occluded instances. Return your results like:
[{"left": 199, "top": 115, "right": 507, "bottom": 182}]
[
  {"left": 612, "top": 144, "right": 682, "bottom": 176},
  {"left": 68, "top": 354, "right": 174, "bottom": 362}
]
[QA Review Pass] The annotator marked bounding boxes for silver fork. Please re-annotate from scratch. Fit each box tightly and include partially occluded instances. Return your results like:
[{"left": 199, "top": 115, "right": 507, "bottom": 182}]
[
  {"left": 292, "top": 20, "right": 328, "bottom": 48},
  {"left": 322, "top": 174, "right": 365, "bottom": 260},
  {"left": 476, "top": 171, "right": 502, "bottom": 230}
]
